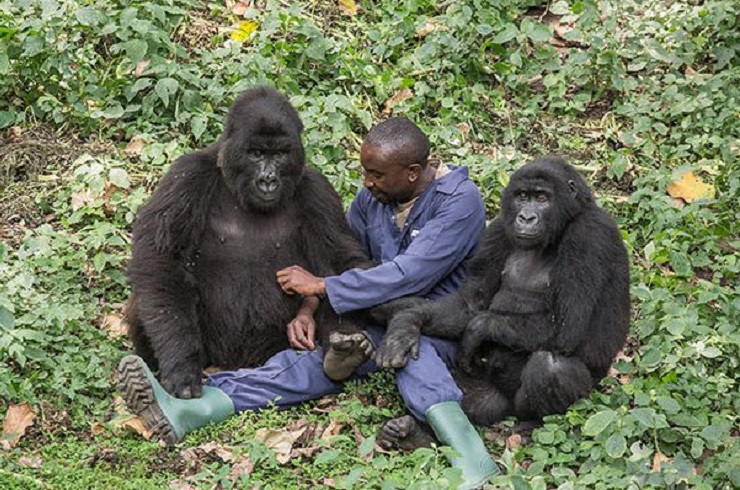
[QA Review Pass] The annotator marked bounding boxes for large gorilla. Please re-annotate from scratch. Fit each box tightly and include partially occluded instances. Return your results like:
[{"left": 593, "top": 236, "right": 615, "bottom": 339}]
[
  {"left": 375, "top": 156, "right": 630, "bottom": 446},
  {"left": 125, "top": 87, "right": 372, "bottom": 399}
]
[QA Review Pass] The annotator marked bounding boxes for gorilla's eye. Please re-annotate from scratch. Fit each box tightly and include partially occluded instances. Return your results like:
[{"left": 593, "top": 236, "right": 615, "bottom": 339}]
[
  {"left": 515, "top": 190, "right": 527, "bottom": 200},
  {"left": 248, "top": 149, "right": 265, "bottom": 158},
  {"left": 536, "top": 192, "right": 549, "bottom": 203}
]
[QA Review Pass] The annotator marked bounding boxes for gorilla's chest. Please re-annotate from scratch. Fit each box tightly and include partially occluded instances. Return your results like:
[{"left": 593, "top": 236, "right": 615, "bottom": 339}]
[
  {"left": 489, "top": 250, "right": 554, "bottom": 315},
  {"left": 197, "top": 194, "right": 305, "bottom": 270}
]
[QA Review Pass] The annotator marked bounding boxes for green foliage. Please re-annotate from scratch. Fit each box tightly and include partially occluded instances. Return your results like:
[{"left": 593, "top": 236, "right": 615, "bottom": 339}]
[{"left": 0, "top": 0, "right": 737, "bottom": 488}]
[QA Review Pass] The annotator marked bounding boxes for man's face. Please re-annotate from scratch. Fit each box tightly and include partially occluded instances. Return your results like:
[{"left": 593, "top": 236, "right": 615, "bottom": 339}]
[{"left": 360, "top": 143, "right": 418, "bottom": 204}]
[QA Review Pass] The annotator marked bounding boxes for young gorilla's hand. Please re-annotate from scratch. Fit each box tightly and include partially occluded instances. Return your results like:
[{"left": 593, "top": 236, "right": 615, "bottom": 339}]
[
  {"left": 374, "top": 313, "right": 422, "bottom": 368},
  {"left": 287, "top": 312, "right": 316, "bottom": 351},
  {"left": 458, "top": 312, "right": 496, "bottom": 374}
]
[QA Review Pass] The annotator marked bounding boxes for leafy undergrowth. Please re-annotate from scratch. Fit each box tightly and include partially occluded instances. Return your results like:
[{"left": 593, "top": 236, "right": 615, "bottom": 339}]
[{"left": 1, "top": 0, "right": 738, "bottom": 489}]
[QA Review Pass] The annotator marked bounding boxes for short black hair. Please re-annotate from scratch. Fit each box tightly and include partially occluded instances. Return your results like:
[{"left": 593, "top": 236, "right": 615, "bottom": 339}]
[{"left": 363, "top": 117, "right": 430, "bottom": 167}]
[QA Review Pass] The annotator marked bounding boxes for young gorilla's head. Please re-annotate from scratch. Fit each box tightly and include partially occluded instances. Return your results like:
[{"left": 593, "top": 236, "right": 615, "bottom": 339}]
[
  {"left": 360, "top": 117, "right": 430, "bottom": 204},
  {"left": 218, "top": 87, "right": 306, "bottom": 212},
  {"left": 502, "top": 156, "right": 594, "bottom": 249}
]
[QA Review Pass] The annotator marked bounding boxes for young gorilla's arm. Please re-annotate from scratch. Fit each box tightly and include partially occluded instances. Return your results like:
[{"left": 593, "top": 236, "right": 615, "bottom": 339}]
[{"left": 374, "top": 221, "right": 509, "bottom": 368}]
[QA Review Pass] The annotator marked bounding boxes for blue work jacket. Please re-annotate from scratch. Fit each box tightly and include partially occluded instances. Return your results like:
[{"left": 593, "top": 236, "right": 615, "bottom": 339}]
[{"left": 325, "top": 165, "right": 486, "bottom": 315}]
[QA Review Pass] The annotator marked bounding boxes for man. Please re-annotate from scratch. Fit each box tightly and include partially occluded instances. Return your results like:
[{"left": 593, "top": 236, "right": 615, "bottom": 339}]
[{"left": 118, "top": 117, "right": 497, "bottom": 489}]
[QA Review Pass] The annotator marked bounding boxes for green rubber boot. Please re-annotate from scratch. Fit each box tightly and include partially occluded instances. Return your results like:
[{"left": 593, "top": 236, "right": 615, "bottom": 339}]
[
  {"left": 116, "top": 355, "right": 234, "bottom": 444},
  {"left": 426, "top": 401, "right": 499, "bottom": 490}
]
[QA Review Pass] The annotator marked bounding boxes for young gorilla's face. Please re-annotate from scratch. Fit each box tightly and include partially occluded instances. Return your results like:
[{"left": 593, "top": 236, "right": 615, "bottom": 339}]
[{"left": 360, "top": 143, "right": 420, "bottom": 204}]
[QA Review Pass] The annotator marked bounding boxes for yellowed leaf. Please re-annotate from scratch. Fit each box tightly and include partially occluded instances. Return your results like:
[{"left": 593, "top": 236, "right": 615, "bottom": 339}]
[
  {"left": 382, "top": 88, "right": 413, "bottom": 115},
  {"left": 667, "top": 171, "right": 716, "bottom": 203},
  {"left": 338, "top": 0, "right": 358, "bottom": 16},
  {"left": 230, "top": 20, "right": 259, "bottom": 43},
  {"left": 2, "top": 403, "right": 37, "bottom": 448}
]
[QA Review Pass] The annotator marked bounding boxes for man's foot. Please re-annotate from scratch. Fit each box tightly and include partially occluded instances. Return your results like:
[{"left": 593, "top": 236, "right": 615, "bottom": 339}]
[
  {"left": 117, "top": 355, "right": 179, "bottom": 444},
  {"left": 377, "top": 415, "right": 436, "bottom": 451},
  {"left": 323, "top": 331, "right": 375, "bottom": 381}
]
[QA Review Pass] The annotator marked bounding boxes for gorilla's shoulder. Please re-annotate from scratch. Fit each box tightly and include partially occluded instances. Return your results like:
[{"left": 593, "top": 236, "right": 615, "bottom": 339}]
[{"left": 162, "top": 144, "right": 220, "bottom": 183}]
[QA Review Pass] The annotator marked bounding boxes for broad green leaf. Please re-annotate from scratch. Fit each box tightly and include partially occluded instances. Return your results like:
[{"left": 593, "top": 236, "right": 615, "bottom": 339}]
[
  {"left": 630, "top": 408, "right": 656, "bottom": 428},
  {"left": 358, "top": 435, "right": 375, "bottom": 457},
  {"left": 100, "top": 103, "right": 124, "bottom": 119},
  {"left": 492, "top": 23, "right": 519, "bottom": 44},
  {"left": 700, "top": 424, "right": 729, "bottom": 443},
  {"left": 605, "top": 433, "right": 627, "bottom": 458},
  {"left": 191, "top": 115, "right": 207, "bottom": 141},
  {"left": 315, "top": 449, "right": 342, "bottom": 465},
  {"left": 656, "top": 396, "right": 681, "bottom": 415},
  {"left": 76, "top": 7, "right": 103, "bottom": 26},
  {"left": 0, "top": 306, "right": 14, "bottom": 331},
  {"left": 582, "top": 409, "right": 617, "bottom": 436},
  {"left": 0, "top": 51, "right": 9, "bottom": 75},
  {"left": 0, "top": 110, "right": 15, "bottom": 128},
  {"left": 122, "top": 39, "right": 148, "bottom": 64},
  {"left": 155, "top": 78, "right": 179, "bottom": 107},
  {"left": 109, "top": 168, "right": 130, "bottom": 189}
]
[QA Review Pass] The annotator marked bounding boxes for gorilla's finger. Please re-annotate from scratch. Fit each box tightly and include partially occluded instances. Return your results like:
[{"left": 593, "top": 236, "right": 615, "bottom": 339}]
[
  {"left": 410, "top": 341, "right": 420, "bottom": 360},
  {"left": 191, "top": 383, "right": 202, "bottom": 398}
]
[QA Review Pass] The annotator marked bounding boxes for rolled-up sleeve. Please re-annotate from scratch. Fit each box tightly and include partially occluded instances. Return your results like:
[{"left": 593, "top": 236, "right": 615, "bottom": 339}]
[{"left": 325, "top": 187, "right": 485, "bottom": 314}]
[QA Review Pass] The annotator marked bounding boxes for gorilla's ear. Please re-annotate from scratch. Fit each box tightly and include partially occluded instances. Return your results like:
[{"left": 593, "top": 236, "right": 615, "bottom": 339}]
[{"left": 568, "top": 179, "right": 578, "bottom": 198}]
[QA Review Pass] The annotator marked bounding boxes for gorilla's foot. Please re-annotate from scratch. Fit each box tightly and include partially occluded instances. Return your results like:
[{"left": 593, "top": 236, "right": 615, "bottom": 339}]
[
  {"left": 117, "top": 355, "right": 179, "bottom": 444},
  {"left": 323, "top": 331, "right": 374, "bottom": 381},
  {"left": 377, "top": 415, "right": 436, "bottom": 451},
  {"left": 116, "top": 355, "right": 234, "bottom": 445}
]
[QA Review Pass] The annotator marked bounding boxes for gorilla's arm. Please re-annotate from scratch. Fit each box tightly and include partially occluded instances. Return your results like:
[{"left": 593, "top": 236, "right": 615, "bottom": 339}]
[
  {"left": 127, "top": 148, "right": 220, "bottom": 397},
  {"left": 375, "top": 221, "right": 509, "bottom": 368},
  {"left": 549, "top": 209, "right": 622, "bottom": 354}
]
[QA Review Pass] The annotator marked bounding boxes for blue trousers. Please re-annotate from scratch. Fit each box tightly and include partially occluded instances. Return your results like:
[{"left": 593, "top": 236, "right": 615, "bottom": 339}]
[{"left": 206, "top": 325, "right": 462, "bottom": 422}]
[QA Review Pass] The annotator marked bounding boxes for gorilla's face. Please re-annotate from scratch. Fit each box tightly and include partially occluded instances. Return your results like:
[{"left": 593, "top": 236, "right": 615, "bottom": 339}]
[
  {"left": 502, "top": 160, "right": 584, "bottom": 250},
  {"left": 220, "top": 141, "right": 303, "bottom": 212}
]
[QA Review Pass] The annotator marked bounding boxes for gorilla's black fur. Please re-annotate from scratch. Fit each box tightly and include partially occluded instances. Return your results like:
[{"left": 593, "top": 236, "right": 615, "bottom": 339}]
[
  {"left": 126, "top": 87, "right": 371, "bottom": 398},
  {"left": 377, "top": 156, "right": 630, "bottom": 431}
]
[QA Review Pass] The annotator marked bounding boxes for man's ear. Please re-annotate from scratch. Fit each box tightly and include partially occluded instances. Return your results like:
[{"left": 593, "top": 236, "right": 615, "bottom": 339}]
[{"left": 408, "top": 163, "right": 422, "bottom": 182}]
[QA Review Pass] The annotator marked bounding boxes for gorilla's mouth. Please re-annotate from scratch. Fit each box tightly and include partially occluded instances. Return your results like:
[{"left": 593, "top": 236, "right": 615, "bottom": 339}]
[{"left": 515, "top": 231, "right": 540, "bottom": 240}]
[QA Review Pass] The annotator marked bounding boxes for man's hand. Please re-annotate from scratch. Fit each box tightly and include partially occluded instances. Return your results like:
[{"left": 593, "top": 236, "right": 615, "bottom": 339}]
[
  {"left": 277, "top": 265, "right": 326, "bottom": 297},
  {"left": 287, "top": 312, "right": 316, "bottom": 350}
]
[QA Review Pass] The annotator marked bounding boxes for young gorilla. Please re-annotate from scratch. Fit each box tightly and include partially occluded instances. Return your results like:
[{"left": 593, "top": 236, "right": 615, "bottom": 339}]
[
  {"left": 374, "top": 156, "right": 630, "bottom": 447},
  {"left": 124, "top": 87, "right": 371, "bottom": 400}
]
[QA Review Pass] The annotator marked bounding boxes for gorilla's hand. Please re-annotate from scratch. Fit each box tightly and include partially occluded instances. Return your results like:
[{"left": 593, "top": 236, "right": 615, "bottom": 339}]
[
  {"left": 374, "top": 316, "right": 422, "bottom": 368},
  {"left": 458, "top": 313, "right": 496, "bottom": 374},
  {"left": 161, "top": 364, "right": 203, "bottom": 399}
]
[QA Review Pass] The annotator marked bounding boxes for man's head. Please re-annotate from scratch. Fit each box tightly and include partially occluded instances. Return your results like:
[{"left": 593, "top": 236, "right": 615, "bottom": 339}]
[{"left": 360, "top": 117, "right": 431, "bottom": 204}]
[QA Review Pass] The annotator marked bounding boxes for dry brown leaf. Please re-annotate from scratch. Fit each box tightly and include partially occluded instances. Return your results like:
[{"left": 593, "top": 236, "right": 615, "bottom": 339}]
[
  {"left": 228, "top": 454, "right": 255, "bottom": 479},
  {"left": 110, "top": 414, "right": 152, "bottom": 439},
  {"left": 667, "top": 171, "right": 716, "bottom": 203},
  {"left": 169, "top": 480, "right": 198, "bottom": 490},
  {"left": 71, "top": 189, "right": 96, "bottom": 211},
  {"left": 100, "top": 313, "right": 127, "bottom": 339},
  {"left": 322, "top": 478, "right": 337, "bottom": 488},
  {"left": 18, "top": 456, "right": 43, "bottom": 468},
  {"left": 198, "top": 441, "right": 236, "bottom": 462},
  {"left": 415, "top": 19, "right": 445, "bottom": 37},
  {"left": 2, "top": 403, "right": 37, "bottom": 448},
  {"left": 382, "top": 88, "right": 413, "bottom": 115},
  {"left": 134, "top": 60, "right": 151, "bottom": 77},
  {"left": 125, "top": 138, "right": 147, "bottom": 159},
  {"left": 321, "top": 418, "right": 344, "bottom": 439},
  {"left": 254, "top": 427, "right": 306, "bottom": 464},
  {"left": 338, "top": 0, "right": 358, "bottom": 16},
  {"left": 506, "top": 433, "right": 523, "bottom": 450},
  {"left": 652, "top": 450, "right": 671, "bottom": 472},
  {"left": 90, "top": 421, "right": 106, "bottom": 436},
  {"left": 456, "top": 122, "right": 471, "bottom": 143},
  {"left": 231, "top": 1, "right": 250, "bottom": 16}
]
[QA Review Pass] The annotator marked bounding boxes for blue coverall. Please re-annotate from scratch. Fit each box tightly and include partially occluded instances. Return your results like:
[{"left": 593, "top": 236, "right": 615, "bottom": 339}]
[{"left": 206, "top": 165, "right": 486, "bottom": 421}]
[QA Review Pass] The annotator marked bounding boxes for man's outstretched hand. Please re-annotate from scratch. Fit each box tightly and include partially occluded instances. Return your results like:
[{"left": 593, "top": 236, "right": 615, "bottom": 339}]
[{"left": 277, "top": 265, "right": 326, "bottom": 297}]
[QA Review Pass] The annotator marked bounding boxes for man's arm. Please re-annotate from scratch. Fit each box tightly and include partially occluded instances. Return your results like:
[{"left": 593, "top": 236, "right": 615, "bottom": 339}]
[{"left": 325, "top": 186, "right": 485, "bottom": 313}]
